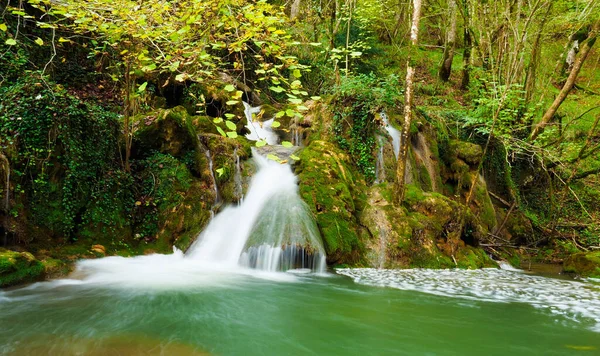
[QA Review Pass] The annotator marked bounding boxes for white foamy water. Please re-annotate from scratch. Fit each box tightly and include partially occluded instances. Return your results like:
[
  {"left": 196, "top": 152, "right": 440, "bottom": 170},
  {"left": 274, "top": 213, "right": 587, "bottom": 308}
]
[
  {"left": 244, "top": 102, "right": 279, "bottom": 145},
  {"left": 381, "top": 111, "right": 400, "bottom": 159},
  {"left": 337, "top": 268, "right": 600, "bottom": 332}
]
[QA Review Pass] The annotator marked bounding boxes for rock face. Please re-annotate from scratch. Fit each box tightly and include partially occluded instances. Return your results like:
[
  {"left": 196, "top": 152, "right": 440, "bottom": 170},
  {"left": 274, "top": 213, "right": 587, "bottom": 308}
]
[
  {"left": 0, "top": 248, "right": 44, "bottom": 287},
  {"left": 563, "top": 252, "right": 600, "bottom": 278},
  {"left": 296, "top": 140, "right": 367, "bottom": 265},
  {"left": 294, "top": 103, "right": 498, "bottom": 268}
]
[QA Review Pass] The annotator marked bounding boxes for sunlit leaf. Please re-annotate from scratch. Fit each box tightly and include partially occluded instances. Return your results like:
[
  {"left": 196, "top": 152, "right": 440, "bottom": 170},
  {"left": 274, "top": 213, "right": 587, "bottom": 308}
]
[
  {"left": 5, "top": 38, "right": 16, "bottom": 46},
  {"left": 271, "top": 121, "right": 281, "bottom": 128},
  {"left": 255, "top": 140, "right": 267, "bottom": 147},
  {"left": 225, "top": 120, "right": 237, "bottom": 130},
  {"left": 281, "top": 141, "right": 293, "bottom": 148}
]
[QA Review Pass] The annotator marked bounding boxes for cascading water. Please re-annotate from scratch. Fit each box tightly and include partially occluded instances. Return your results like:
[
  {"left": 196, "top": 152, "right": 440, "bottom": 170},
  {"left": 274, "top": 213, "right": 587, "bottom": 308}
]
[
  {"left": 186, "top": 102, "right": 327, "bottom": 272},
  {"left": 243, "top": 102, "right": 279, "bottom": 145},
  {"left": 201, "top": 144, "right": 220, "bottom": 218},
  {"left": 186, "top": 151, "right": 326, "bottom": 272},
  {"left": 380, "top": 111, "right": 400, "bottom": 159},
  {"left": 233, "top": 148, "right": 243, "bottom": 204}
]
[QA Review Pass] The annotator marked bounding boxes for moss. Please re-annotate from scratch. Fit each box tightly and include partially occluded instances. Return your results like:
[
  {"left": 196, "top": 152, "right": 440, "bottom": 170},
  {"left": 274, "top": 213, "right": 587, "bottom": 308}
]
[
  {"left": 0, "top": 249, "right": 44, "bottom": 287},
  {"left": 563, "top": 252, "right": 600, "bottom": 278},
  {"left": 448, "top": 140, "right": 483, "bottom": 166},
  {"left": 133, "top": 106, "right": 199, "bottom": 159},
  {"left": 296, "top": 140, "right": 367, "bottom": 265}
]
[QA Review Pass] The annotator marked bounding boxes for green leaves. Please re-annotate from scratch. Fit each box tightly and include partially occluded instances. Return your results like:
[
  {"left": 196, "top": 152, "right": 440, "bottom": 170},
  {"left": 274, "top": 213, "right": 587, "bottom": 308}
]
[
  {"left": 137, "top": 82, "right": 148, "bottom": 92},
  {"left": 34, "top": 37, "right": 44, "bottom": 46},
  {"left": 225, "top": 120, "right": 236, "bottom": 131},
  {"left": 281, "top": 141, "right": 293, "bottom": 148},
  {"left": 0, "top": 23, "right": 7, "bottom": 32},
  {"left": 224, "top": 84, "right": 235, "bottom": 92},
  {"left": 5, "top": 38, "right": 16, "bottom": 46},
  {"left": 255, "top": 140, "right": 267, "bottom": 147}
]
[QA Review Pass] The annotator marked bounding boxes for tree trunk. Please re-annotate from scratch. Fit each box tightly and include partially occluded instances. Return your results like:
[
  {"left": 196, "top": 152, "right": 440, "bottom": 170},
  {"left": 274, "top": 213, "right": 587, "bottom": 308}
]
[
  {"left": 393, "top": 0, "right": 422, "bottom": 206},
  {"left": 530, "top": 22, "right": 598, "bottom": 141},
  {"left": 525, "top": 3, "right": 552, "bottom": 102},
  {"left": 439, "top": 0, "right": 457, "bottom": 82},
  {"left": 459, "top": 1, "right": 472, "bottom": 90},
  {"left": 290, "top": 0, "right": 301, "bottom": 20}
]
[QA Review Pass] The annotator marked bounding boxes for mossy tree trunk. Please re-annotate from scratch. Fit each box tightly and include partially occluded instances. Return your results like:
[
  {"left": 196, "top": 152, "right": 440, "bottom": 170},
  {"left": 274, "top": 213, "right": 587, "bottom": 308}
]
[
  {"left": 438, "top": 0, "right": 457, "bottom": 82},
  {"left": 459, "top": 0, "right": 472, "bottom": 90},
  {"left": 394, "top": 0, "right": 422, "bottom": 206}
]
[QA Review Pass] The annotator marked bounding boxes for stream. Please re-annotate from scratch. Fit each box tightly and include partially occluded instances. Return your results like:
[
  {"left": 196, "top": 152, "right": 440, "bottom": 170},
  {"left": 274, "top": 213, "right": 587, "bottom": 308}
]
[{"left": 1, "top": 267, "right": 599, "bottom": 355}]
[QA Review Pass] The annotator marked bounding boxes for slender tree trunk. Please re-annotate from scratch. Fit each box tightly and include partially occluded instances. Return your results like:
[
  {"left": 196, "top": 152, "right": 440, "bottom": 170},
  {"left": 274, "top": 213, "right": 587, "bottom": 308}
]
[
  {"left": 439, "top": 0, "right": 457, "bottom": 82},
  {"left": 290, "top": 0, "right": 301, "bottom": 20},
  {"left": 394, "top": 0, "right": 422, "bottom": 206},
  {"left": 459, "top": 0, "right": 472, "bottom": 90},
  {"left": 530, "top": 22, "right": 598, "bottom": 141},
  {"left": 1, "top": 153, "right": 9, "bottom": 246},
  {"left": 525, "top": 3, "right": 552, "bottom": 102}
]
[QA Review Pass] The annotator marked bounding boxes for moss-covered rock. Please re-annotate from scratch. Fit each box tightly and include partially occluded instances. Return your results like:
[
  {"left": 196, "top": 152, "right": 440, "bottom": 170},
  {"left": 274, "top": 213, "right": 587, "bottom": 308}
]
[
  {"left": 448, "top": 140, "right": 483, "bottom": 166},
  {"left": 296, "top": 140, "right": 367, "bottom": 265},
  {"left": 361, "top": 184, "right": 496, "bottom": 269},
  {"left": 0, "top": 248, "right": 44, "bottom": 287},
  {"left": 563, "top": 252, "right": 600, "bottom": 278},
  {"left": 133, "top": 106, "right": 199, "bottom": 159}
]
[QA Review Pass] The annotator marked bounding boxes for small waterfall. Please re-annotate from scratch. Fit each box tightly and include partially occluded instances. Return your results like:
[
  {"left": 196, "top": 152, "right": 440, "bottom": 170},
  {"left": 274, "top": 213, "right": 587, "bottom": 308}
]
[
  {"left": 233, "top": 148, "right": 243, "bottom": 204},
  {"left": 186, "top": 103, "right": 327, "bottom": 272},
  {"left": 201, "top": 146, "right": 220, "bottom": 218},
  {"left": 186, "top": 152, "right": 326, "bottom": 272},
  {"left": 243, "top": 102, "right": 279, "bottom": 145},
  {"left": 380, "top": 111, "right": 400, "bottom": 159}
]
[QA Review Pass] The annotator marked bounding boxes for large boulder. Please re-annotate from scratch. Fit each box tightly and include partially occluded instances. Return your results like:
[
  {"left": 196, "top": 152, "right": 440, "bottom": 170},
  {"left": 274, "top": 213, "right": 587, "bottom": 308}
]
[{"left": 296, "top": 140, "right": 367, "bottom": 265}]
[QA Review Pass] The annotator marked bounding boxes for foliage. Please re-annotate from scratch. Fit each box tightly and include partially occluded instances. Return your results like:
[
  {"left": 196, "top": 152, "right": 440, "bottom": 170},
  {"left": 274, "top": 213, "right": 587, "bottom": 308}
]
[
  {"left": 0, "top": 73, "right": 122, "bottom": 237},
  {"left": 329, "top": 73, "right": 401, "bottom": 181}
]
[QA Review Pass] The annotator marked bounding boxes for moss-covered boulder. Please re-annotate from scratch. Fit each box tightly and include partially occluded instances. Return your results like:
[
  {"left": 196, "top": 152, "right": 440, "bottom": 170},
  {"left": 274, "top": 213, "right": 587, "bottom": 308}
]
[
  {"left": 296, "top": 140, "right": 367, "bottom": 265},
  {"left": 133, "top": 106, "right": 199, "bottom": 159},
  {"left": 0, "top": 248, "right": 44, "bottom": 287},
  {"left": 563, "top": 252, "right": 600, "bottom": 278},
  {"left": 361, "top": 184, "right": 496, "bottom": 269},
  {"left": 448, "top": 140, "right": 483, "bottom": 166}
]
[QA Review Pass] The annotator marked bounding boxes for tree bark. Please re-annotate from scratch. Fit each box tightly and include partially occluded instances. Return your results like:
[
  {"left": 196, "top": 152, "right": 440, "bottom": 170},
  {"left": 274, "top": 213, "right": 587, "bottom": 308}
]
[
  {"left": 439, "top": 0, "right": 457, "bottom": 82},
  {"left": 459, "top": 0, "right": 472, "bottom": 90},
  {"left": 393, "top": 0, "right": 422, "bottom": 206},
  {"left": 530, "top": 22, "right": 598, "bottom": 141},
  {"left": 290, "top": 0, "right": 301, "bottom": 20}
]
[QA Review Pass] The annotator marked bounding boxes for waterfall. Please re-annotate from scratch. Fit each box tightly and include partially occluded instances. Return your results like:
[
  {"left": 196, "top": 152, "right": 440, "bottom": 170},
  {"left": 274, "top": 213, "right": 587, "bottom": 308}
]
[
  {"left": 185, "top": 102, "right": 327, "bottom": 272},
  {"left": 243, "top": 102, "right": 278, "bottom": 145},
  {"left": 233, "top": 148, "right": 243, "bottom": 204},
  {"left": 201, "top": 145, "right": 220, "bottom": 218},
  {"left": 380, "top": 111, "right": 400, "bottom": 159},
  {"left": 187, "top": 151, "right": 326, "bottom": 272}
]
